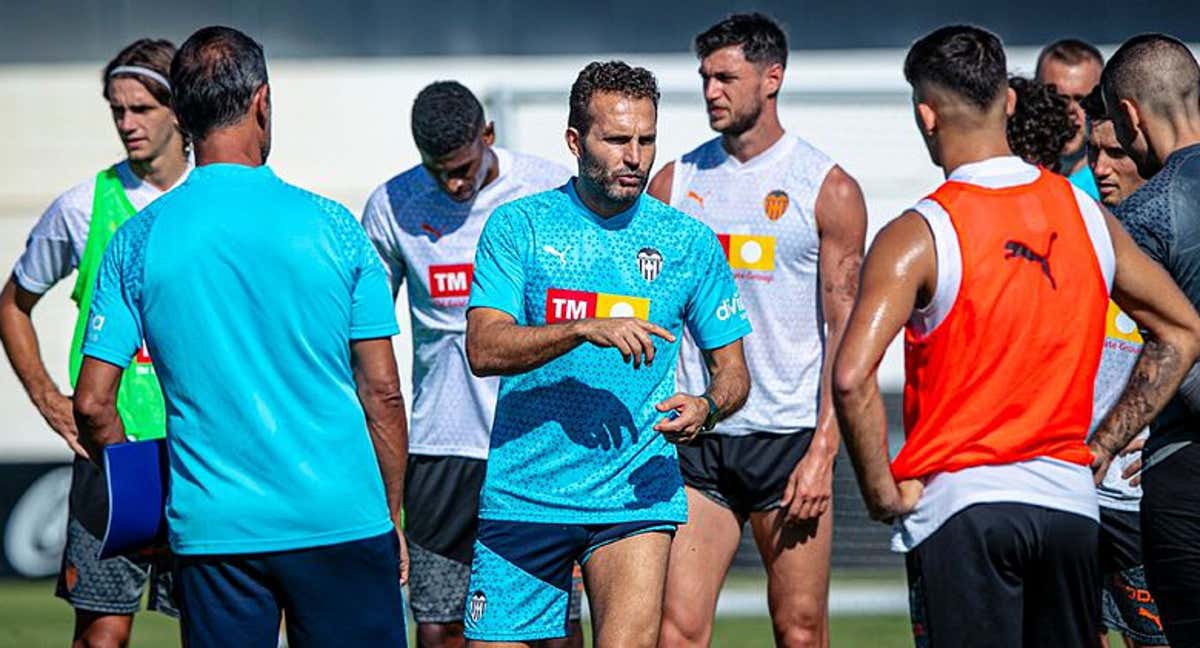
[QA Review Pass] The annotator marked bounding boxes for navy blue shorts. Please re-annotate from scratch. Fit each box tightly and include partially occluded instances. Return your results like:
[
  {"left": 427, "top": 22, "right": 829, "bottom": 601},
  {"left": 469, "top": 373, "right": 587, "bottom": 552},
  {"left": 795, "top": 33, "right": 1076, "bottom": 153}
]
[
  {"left": 175, "top": 531, "right": 406, "bottom": 647},
  {"left": 463, "top": 518, "right": 676, "bottom": 642}
]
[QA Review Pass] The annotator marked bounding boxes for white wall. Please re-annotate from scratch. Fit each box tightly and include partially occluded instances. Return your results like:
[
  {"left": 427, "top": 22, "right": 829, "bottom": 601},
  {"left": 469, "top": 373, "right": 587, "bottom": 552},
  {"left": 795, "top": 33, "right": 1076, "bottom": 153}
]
[{"left": 0, "top": 48, "right": 1050, "bottom": 459}]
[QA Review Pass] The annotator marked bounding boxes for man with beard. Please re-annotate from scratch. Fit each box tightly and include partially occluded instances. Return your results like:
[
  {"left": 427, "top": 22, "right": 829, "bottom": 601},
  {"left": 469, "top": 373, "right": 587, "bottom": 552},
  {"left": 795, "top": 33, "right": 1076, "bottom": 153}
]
[
  {"left": 0, "top": 38, "right": 189, "bottom": 648},
  {"left": 362, "top": 81, "right": 582, "bottom": 648},
  {"left": 1077, "top": 88, "right": 1165, "bottom": 648},
  {"left": 1100, "top": 33, "right": 1200, "bottom": 645},
  {"left": 1037, "top": 38, "right": 1105, "bottom": 199},
  {"left": 462, "top": 61, "right": 751, "bottom": 647},
  {"left": 835, "top": 25, "right": 1200, "bottom": 647},
  {"left": 647, "top": 13, "right": 867, "bottom": 647}
]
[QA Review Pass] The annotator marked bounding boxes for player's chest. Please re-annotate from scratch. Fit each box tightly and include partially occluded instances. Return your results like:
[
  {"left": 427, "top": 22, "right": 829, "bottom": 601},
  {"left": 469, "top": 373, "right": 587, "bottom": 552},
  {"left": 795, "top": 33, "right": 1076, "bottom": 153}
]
[
  {"left": 524, "top": 229, "right": 691, "bottom": 326},
  {"left": 676, "top": 173, "right": 819, "bottom": 280},
  {"left": 402, "top": 220, "right": 486, "bottom": 304}
]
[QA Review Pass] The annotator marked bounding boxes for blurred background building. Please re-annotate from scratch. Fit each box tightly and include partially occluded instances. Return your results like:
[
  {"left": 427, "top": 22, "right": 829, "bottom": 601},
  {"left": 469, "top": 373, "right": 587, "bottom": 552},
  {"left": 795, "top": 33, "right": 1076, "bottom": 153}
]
[{"left": 0, "top": 1, "right": 1196, "bottom": 588}]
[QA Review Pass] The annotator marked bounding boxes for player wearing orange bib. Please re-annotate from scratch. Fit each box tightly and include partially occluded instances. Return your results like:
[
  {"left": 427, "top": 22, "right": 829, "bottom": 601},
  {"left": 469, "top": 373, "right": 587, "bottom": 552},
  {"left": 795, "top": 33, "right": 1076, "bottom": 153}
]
[{"left": 834, "top": 25, "right": 1200, "bottom": 648}]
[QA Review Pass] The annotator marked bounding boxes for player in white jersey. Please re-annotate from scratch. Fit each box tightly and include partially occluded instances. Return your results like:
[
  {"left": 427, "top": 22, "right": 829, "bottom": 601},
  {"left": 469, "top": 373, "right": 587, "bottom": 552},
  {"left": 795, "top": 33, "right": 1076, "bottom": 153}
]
[
  {"left": 361, "top": 81, "right": 581, "bottom": 648},
  {"left": 0, "top": 39, "right": 189, "bottom": 648},
  {"left": 648, "top": 14, "right": 867, "bottom": 647}
]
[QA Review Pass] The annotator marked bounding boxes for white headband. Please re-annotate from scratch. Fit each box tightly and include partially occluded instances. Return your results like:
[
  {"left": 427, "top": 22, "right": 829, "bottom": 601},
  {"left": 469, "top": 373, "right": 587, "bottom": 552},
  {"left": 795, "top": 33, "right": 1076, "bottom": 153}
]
[{"left": 108, "top": 65, "right": 171, "bottom": 92}]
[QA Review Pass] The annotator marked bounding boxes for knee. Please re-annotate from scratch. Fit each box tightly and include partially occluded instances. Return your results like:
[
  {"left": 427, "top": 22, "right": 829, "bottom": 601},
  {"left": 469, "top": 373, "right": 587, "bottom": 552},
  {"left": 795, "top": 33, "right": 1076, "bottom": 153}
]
[
  {"left": 417, "top": 622, "right": 465, "bottom": 648},
  {"left": 657, "top": 612, "right": 710, "bottom": 648},
  {"left": 76, "top": 627, "right": 131, "bottom": 648},
  {"left": 771, "top": 599, "right": 826, "bottom": 648}
]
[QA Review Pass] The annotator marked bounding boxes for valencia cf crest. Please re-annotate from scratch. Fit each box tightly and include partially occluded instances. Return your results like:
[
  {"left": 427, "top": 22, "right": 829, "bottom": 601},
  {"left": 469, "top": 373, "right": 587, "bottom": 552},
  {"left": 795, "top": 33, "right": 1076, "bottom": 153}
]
[
  {"left": 468, "top": 590, "right": 487, "bottom": 623},
  {"left": 763, "top": 190, "right": 790, "bottom": 221},
  {"left": 637, "top": 247, "right": 664, "bottom": 282}
]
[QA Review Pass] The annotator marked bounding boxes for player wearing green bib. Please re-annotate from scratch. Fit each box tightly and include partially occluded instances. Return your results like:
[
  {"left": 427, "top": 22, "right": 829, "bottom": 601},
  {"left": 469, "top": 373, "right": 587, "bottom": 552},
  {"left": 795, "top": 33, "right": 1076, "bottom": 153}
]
[{"left": 0, "top": 39, "right": 189, "bottom": 648}]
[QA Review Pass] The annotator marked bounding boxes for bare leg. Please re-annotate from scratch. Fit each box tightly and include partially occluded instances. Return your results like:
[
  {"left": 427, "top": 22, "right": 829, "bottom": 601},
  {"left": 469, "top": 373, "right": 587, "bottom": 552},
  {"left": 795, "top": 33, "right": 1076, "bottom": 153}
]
[
  {"left": 584, "top": 530, "right": 673, "bottom": 648},
  {"left": 747, "top": 502, "right": 833, "bottom": 648},
  {"left": 658, "top": 487, "right": 743, "bottom": 647},
  {"left": 73, "top": 611, "right": 134, "bottom": 648}
]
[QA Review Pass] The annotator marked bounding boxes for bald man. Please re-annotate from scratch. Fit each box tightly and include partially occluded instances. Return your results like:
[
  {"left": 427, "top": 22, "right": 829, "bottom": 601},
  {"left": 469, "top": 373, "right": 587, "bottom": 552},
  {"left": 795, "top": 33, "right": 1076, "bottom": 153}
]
[
  {"left": 1101, "top": 32, "right": 1200, "bottom": 645},
  {"left": 1037, "top": 39, "right": 1104, "bottom": 199}
]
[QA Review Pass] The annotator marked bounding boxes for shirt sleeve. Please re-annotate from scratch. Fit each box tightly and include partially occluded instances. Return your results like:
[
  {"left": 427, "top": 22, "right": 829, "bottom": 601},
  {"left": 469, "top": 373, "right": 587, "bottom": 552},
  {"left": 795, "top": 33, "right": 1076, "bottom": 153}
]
[
  {"left": 80, "top": 227, "right": 142, "bottom": 367},
  {"left": 361, "top": 188, "right": 407, "bottom": 297},
  {"left": 684, "top": 228, "right": 752, "bottom": 350},
  {"left": 348, "top": 213, "right": 401, "bottom": 340},
  {"left": 467, "top": 205, "right": 527, "bottom": 322},
  {"left": 12, "top": 192, "right": 87, "bottom": 294}
]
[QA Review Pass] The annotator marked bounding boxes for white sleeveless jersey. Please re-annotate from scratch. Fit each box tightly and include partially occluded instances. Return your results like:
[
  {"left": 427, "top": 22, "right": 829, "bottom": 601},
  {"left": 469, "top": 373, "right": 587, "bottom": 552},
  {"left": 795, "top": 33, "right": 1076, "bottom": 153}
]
[
  {"left": 362, "top": 148, "right": 570, "bottom": 458},
  {"left": 671, "top": 134, "right": 834, "bottom": 435}
]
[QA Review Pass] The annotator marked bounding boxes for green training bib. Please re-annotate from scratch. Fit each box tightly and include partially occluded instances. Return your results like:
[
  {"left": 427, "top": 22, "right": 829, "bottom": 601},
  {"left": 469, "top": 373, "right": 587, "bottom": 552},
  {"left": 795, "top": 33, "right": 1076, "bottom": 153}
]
[{"left": 68, "top": 166, "right": 166, "bottom": 441}]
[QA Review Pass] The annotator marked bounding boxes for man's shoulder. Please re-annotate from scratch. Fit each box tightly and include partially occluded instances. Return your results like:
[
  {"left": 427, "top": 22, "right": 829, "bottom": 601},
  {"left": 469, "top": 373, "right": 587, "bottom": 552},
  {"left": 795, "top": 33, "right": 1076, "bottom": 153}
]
[
  {"left": 45, "top": 171, "right": 107, "bottom": 224},
  {"left": 641, "top": 195, "right": 717, "bottom": 244},
  {"left": 678, "top": 136, "right": 725, "bottom": 168},
  {"left": 369, "top": 165, "right": 437, "bottom": 217}
]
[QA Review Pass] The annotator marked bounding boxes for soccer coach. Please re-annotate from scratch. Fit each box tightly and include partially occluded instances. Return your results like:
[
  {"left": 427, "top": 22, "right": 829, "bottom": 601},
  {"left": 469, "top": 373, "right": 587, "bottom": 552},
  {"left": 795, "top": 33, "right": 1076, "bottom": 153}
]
[{"left": 73, "top": 26, "right": 409, "bottom": 647}]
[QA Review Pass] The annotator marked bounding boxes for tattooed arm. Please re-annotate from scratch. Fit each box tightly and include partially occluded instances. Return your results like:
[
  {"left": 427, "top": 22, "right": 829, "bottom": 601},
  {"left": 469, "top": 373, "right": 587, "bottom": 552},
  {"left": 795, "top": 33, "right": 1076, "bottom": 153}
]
[{"left": 1089, "top": 210, "right": 1200, "bottom": 481}]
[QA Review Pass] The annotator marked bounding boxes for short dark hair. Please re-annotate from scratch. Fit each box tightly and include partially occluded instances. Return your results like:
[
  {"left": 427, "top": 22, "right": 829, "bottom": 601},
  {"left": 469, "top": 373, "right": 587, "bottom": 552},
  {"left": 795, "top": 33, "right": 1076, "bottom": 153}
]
[
  {"left": 1081, "top": 85, "right": 1108, "bottom": 121},
  {"left": 694, "top": 13, "right": 788, "bottom": 68},
  {"left": 1036, "top": 38, "right": 1104, "bottom": 77},
  {"left": 904, "top": 25, "right": 1008, "bottom": 111},
  {"left": 1102, "top": 33, "right": 1200, "bottom": 116},
  {"left": 103, "top": 39, "right": 176, "bottom": 106},
  {"left": 1007, "top": 76, "right": 1077, "bottom": 169},
  {"left": 568, "top": 61, "right": 659, "bottom": 135},
  {"left": 170, "top": 26, "right": 268, "bottom": 141},
  {"left": 411, "top": 81, "right": 485, "bottom": 158}
]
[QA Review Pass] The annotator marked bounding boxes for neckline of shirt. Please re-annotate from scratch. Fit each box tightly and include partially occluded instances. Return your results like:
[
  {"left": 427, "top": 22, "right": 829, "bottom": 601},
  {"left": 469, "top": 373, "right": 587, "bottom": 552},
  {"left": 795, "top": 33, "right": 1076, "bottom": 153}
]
[
  {"left": 116, "top": 157, "right": 195, "bottom": 194},
  {"left": 947, "top": 156, "right": 1040, "bottom": 189},
  {"left": 564, "top": 178, "right": 641, "bottom": 230},
  {"left": 190, "top": 163, "right": 275, "bottom": 182},
  {"left": 720, "top": 132, "right": 796, "bottom": 172}
]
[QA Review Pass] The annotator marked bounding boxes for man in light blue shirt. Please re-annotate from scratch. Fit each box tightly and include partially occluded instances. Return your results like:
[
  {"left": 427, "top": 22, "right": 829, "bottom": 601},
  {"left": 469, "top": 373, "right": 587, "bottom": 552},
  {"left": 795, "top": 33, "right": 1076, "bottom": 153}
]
[
  {"left": 463, "top": 61, "right": 751, "bottom": 647},
  {"left": 73, "top": 26, "right": 408, "bottom": 647}
]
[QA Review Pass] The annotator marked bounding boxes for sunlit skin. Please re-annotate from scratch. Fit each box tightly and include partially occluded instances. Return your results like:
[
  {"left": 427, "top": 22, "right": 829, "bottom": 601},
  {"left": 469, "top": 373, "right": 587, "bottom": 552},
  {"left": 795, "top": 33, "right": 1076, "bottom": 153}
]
[
  {"left": 1089, "top": 119, "right": 1145, "bottom": 207},
  {"left": 106, "top": 77, "right": 188, "bottom": 190},
  {"left": 420, "top": 122, "right": 499, "bottom": 203},
  {"left": 699, "top": 45, "right": 781, "bottom": 138},
  {"left": 565, "top": 92, "right": 656, "bottom": 216},
  {"left": 1037, "top": 58, "right": 1102, "bottom": 173}
]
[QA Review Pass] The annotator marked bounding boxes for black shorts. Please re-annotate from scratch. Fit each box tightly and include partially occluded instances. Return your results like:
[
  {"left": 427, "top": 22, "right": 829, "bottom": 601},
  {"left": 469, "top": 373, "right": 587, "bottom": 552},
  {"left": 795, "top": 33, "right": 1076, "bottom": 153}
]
[
  {"left": 1142, "top": 442, "right": 1200, "bottom": 645},
  {"left": 54, "top": 457, "right": 176, "bottom": 616},
  {"left": 906, "top": 502, "right": 1099, "bottom": 648},
  {"left": 676, "top": 430, "right": 815, "bottom": 520},
  {"left": 404, "top": 454, "right": 583, "bottom": 625},
  {"left": 1099, "top": 508, "right": 1168, "bottom": 644}
]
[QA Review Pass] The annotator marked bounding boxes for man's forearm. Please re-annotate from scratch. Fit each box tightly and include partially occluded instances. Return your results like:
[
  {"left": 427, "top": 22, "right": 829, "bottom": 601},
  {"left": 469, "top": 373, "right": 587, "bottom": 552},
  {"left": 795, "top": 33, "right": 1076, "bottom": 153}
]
[
  {"left": 704, "top": 360, "right": 749, "bottom": 421},
  {"left": 74, "top": 397, "right": 125, "bottom": 463},
  {"left": 1092, "top": 336, "right": 1191, "bottom": 457},
  {"left": 364, "top": 392, "right": 408, "bottom": 523},
  {"left": 834, "top": 379, "right": 898, "bottom": 515},
  {"left": 468, "top": 319, "right": 585, "bottom": 377},
  {"left": 0, "top": 282, "right": 60, "bottom": 402}
]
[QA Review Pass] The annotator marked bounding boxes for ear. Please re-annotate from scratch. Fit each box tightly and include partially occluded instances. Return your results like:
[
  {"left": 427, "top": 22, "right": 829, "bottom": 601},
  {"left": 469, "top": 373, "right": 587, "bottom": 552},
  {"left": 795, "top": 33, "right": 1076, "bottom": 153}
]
[
  {"left": 481, "top": 121, "right": 496, "bottom": 147},
  {"left": 565, "top": 127, "right": 583, "bottom": 160},
  {"left": 763, "top": 62, "right": 784, "bottom": 97},
  {"left": 253, "top": 84, "right": 270, "bottom": 129},
  {"left": 1119, "top": 98, "right": 1141, "bottom": 135},
  {"left": 1004, "top": 86, "right": 1017, "bottom": 118},
  {"left": 916, "top": 102, "right": 937, "bottom": 136}
]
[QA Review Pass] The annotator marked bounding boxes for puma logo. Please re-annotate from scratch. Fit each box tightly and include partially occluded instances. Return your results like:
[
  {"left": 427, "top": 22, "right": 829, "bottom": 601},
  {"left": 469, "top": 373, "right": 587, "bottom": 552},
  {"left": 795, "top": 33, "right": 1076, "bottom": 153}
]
[
  {"left": 1138, "top": 607, "right": 1163, "bottom": 631},
  {"left": 1004, "top": 232, "right": 1057, "bottom": 289},
  {"left": 543, "top": 245, "right": 570, "bottom": 266},
  {"left": 420, "top": 223, "right": 443, "bottom": 240}
]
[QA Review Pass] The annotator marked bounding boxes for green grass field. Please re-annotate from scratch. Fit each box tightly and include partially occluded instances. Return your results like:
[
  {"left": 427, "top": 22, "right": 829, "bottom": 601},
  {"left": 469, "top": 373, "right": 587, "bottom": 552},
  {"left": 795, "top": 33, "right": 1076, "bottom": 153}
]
[{"left": 0, "top": 579, "right": 915, "bottom": 648}]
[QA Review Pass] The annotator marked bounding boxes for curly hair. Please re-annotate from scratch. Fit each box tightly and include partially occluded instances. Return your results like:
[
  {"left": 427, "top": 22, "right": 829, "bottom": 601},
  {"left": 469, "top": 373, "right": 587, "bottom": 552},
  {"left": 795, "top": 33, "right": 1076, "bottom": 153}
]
[
  {"left": 694, "top": 13, "right": 788, "bottom": 68},
  {"left": 1007, "top": 76, "right": 1077, "bottom": 169},
  {"left": 568, "top": 61, "right": 659, "bottom": 135},
  {"left": 411, "top": 81, "right": 485, "bottom": 158}
]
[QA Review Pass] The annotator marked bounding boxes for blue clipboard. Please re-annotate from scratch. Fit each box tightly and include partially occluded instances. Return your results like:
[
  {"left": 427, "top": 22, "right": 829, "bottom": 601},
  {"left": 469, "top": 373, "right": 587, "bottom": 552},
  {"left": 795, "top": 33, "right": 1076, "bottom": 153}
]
[{"left": 99, "top": 439, "right": 169, "bottom": 559}]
